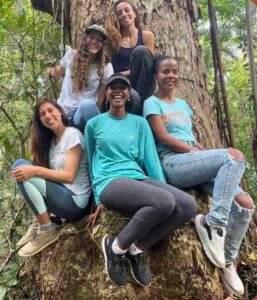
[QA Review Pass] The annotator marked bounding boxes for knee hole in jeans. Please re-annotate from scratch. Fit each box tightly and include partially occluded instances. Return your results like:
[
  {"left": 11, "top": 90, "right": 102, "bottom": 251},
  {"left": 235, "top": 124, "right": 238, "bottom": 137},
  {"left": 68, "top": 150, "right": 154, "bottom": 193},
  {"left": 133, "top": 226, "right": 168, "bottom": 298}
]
[
  {"left": 228, "top": 148, "right": 245, "bottom": 161},
  {"left": 235, "top": 192, "right": 254, "bottom": 209}
]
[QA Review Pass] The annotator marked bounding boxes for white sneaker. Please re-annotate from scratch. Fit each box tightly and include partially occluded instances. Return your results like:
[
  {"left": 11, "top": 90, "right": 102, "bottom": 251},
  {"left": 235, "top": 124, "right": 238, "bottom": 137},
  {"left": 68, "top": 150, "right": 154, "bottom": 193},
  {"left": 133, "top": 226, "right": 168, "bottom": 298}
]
[
  {"left": 195, "top": 214, "right": 226, "bottom": 268},
  {"left": 220, "top": 264, "right": 244, "bottom": 296}
]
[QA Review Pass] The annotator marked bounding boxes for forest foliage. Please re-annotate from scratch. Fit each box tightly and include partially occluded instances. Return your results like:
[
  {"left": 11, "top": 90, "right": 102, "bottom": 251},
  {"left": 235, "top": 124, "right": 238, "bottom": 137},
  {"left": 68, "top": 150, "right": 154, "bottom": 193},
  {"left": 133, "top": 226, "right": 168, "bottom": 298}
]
[{"left": 0, "top": 0, "right": 256, "bottom": 299}]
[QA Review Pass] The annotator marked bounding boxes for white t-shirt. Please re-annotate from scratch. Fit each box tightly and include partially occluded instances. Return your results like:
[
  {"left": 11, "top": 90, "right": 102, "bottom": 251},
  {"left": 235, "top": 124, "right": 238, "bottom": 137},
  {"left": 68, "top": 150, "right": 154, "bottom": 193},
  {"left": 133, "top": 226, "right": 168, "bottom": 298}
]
[
  {"left": 57, "top": 48, "right": 114, "bottom": 115},
  {"left": 49, "top": 127, "right": 91, "bottom": 198}
]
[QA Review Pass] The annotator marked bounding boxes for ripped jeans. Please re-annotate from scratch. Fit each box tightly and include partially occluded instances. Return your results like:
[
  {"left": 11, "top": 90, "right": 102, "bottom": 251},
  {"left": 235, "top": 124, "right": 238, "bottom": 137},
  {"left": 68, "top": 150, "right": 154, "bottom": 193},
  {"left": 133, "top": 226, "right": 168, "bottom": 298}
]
[{"left": 161, "top": 148, "right": 254, "bottom": 264}]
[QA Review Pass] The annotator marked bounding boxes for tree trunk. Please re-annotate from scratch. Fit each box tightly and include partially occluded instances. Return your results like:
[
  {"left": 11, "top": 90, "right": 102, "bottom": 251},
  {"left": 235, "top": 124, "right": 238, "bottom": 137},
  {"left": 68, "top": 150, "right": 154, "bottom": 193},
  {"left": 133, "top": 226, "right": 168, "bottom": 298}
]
[{"left": 25, "top": 1, "right": 233, "bottom": 299}]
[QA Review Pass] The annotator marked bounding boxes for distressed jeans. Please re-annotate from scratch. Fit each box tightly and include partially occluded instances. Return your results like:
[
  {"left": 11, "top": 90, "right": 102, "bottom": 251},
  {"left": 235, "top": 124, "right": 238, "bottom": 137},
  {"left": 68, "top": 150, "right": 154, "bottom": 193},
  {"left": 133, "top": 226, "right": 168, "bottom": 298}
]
[
  {"left": 161, "top": 148, "right": 254, "bottom": 264},
  {"left": 68, "top": 99, "right": 99, "bottom": 131}
]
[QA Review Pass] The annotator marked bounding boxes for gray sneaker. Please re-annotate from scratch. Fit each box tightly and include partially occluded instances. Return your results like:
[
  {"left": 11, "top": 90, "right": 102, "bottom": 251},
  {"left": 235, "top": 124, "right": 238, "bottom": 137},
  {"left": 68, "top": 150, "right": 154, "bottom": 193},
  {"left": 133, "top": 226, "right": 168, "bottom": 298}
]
[
  {"left": 18, "top": 227, "right": 59, "bottom": 257},
  {"left": 17, "top": 219, "right": 38, "bottom": 246}
]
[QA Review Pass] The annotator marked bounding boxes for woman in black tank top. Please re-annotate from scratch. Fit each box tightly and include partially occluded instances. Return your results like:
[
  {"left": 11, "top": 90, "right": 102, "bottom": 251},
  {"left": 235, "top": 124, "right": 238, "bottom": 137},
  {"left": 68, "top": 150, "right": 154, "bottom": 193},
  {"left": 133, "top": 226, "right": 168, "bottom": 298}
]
[{"left": 108, "top": 0, "right": 156, "bottom": 106}]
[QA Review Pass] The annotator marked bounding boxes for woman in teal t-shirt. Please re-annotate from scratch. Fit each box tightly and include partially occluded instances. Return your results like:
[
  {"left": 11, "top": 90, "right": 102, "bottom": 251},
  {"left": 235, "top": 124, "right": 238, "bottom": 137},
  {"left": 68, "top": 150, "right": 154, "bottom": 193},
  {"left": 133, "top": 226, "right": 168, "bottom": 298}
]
[
  {"left": 143, "top": 55, "right": 254, "bottom": 296},
  {"left": 85, "top": 73, "right": 195, "bottom": 287}
]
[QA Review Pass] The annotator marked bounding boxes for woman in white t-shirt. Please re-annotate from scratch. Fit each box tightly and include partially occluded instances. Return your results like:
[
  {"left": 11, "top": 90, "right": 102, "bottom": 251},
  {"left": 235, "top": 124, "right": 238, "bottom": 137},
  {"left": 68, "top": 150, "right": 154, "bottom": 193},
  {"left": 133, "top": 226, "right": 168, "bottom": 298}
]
[
  {"left": 48, "top": 24, "right": 114, "bottom": 131},
  {"left": 11, "top": 98, "right": 91, "bottom": 257}
]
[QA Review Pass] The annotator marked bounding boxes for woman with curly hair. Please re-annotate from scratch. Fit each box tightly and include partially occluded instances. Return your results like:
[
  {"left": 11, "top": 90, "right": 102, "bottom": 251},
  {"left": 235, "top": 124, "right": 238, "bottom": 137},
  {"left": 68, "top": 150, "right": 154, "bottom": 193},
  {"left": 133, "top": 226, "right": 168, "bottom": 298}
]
[
  {"left": 108, "top": 0, "right": 155, "bottom": 103},
  {"left": 48, "top": 24, "right": 113, "bottom": 131},
  {"left": 12, "top": 98, "right": 91, "bottom": 256}
]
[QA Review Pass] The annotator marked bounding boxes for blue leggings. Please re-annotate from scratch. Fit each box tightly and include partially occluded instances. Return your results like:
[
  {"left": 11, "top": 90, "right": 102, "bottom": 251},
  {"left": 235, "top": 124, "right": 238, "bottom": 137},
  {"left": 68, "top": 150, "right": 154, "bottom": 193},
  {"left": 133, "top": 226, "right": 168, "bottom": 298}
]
[{"left": 12, "top": 159, "right": 90, "bottom": 221}]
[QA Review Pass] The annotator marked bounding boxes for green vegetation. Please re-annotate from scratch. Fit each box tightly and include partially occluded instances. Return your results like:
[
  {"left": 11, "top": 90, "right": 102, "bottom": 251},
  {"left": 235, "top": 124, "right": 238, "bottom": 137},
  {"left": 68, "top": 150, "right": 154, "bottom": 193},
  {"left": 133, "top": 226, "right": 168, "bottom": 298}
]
[
  {"left": 0, "top": 1, "right": 61, "bottom": 298},
  {"left": 198, "top": 0, "right": 257, "bottom": 198}
]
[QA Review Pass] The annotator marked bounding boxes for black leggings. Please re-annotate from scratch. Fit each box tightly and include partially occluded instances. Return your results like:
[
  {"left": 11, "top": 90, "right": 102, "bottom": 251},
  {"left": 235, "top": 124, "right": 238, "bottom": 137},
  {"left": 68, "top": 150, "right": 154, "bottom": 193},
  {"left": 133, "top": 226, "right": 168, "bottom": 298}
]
[{"left": 100, "top": 178, "right": 196, "bottom": 249}]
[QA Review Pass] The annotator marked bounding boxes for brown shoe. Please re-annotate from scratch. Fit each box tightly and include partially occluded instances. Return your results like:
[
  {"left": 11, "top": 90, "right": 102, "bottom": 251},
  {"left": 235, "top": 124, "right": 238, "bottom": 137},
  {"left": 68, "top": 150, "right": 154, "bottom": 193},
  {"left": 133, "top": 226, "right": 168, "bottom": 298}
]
[
  {"left": 17, "top": 219, "right": 38, "bottom": 246},
  {"left": 18, "top": 227, "right": 59, "bottom": 257}
]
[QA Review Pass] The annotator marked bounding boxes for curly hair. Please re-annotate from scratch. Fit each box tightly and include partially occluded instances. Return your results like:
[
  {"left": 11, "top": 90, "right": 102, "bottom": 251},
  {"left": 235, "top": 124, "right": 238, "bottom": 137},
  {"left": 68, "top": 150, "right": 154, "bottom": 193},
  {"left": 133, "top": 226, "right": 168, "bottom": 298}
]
[
  {"left": 106, "top": 0, "right": 143, "bottom": 55},
  {"left": 71, "top": 32, "right": 107, "bottom": 93},
  {"left": 30, "top": 98, "right": 69, "bottom": 167}
]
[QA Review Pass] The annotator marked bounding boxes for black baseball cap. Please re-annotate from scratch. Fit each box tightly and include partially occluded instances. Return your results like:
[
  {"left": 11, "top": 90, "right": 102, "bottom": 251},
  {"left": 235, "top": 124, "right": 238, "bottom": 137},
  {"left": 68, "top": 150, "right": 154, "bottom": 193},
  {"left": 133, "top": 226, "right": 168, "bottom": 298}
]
[{"left": 105, "top": 73, "right": 131, "bottom": 89}]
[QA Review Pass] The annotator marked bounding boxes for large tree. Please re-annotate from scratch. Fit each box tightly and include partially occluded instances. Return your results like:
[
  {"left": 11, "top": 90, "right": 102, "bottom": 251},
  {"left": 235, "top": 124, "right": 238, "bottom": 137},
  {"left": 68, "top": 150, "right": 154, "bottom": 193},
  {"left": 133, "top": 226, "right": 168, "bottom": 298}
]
[{"left": 22, "top": 1, "right": 236, "bottom": 299}]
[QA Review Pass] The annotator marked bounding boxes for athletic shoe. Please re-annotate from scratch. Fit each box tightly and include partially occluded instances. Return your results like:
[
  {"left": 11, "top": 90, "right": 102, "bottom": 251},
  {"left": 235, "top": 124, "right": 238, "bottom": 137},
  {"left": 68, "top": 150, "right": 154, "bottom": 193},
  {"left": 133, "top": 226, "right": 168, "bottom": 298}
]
[
  {"left": 17, "top": 219, "right": 38, "bottom": 246},
  {"left": 220, "top": 264, "right": 244, "bottom": 296},
  {"left": 127, "top": 252, "right": 151, "bottom": 286},
  {"left": 18, "top": 227, "right": 59, "bottom": 257},
  {"left": 195, "top": 214, "right": 226, "bottom": 268},
  {"left": 101, "top": 234, "right": 127, "bottom": 286}
]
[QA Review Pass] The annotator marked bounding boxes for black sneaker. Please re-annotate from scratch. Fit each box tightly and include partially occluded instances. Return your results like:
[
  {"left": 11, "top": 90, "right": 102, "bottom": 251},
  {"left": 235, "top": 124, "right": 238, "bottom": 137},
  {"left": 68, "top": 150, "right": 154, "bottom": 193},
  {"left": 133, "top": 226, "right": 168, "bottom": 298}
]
[
  {"left": 101, "top": 234, "right": 127, "bottom": 286},
  {"left": 127, "top": 252, "right": 151, "bottom": 286}
]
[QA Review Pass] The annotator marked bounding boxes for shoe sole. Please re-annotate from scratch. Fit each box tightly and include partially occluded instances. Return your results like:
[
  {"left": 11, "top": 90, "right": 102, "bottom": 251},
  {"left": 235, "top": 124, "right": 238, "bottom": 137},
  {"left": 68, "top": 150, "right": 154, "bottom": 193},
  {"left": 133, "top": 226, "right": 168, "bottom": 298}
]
[
  {"left": 219, "top": 271, "right": 244, "bottom": 296},
  {"left": 195, "top": 215, "right": 225, "bottom": 268},
  {"left": 127, "top": 259, "right": 151, "bottom": 287},
  {"left": 18, "top": 233, "right": 59, "bottom": 257}
]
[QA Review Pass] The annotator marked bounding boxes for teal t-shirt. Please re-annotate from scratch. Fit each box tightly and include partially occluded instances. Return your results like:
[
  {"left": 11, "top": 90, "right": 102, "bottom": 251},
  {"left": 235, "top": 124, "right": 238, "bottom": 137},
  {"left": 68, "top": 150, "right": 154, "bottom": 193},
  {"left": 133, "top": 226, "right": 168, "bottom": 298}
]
[
  {"left": 143, "top": 95, "right": 195, "bottom": 157},
  {"left": 85, "top": 112, "right": 166, "bottom": 205}
]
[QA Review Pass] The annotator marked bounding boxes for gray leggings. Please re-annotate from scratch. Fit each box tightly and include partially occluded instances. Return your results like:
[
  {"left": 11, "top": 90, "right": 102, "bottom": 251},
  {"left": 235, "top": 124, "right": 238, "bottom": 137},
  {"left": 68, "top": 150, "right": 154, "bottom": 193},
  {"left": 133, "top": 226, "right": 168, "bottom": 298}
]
[{"left": 100, "top": 178, "right": 196, "bottom": 249}]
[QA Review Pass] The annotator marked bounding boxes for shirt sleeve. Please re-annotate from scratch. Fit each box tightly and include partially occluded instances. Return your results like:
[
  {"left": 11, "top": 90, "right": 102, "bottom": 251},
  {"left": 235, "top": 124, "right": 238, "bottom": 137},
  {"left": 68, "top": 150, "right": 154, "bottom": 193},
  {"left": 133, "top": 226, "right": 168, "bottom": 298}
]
[
  {"left": 140, "top": 119, "right": 166, "bottom": 183},
  {"left": 85, "top": 120, "right": 100, "bottom": 205},
  {"left": 143, "top": 97, "right": 162, "bottom": 118},
  {"left": 64, "top": 128, "right": 84, "bottom": 151},
  {"left": 60, "top": 48, "right": 74, "bottom": 68},
  {"left": 103, "top": 63, "right": 114, "bottom": 84}
]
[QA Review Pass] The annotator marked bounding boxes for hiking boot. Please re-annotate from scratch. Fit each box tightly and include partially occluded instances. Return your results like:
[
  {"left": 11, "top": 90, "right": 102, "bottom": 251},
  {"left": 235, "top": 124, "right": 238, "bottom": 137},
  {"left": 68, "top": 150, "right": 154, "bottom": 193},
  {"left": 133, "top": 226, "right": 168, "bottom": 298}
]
[
  {"left": 195, "top": 214, "right": 226, "bottom": 268},
  {"left": 18, "top": 226, "right": 59, "bottom": 257},
  {"left": 127, "top": 252, "right": 151, "bottom": 286},
  {"left": 220, "top": 264, "right": 244, "bottom": 296},
  {"left": 101, "top": 234, "right": 127, "bottom": 286},
  {"left": 17, "top": 219, "right": 38, "bottom": 246}
]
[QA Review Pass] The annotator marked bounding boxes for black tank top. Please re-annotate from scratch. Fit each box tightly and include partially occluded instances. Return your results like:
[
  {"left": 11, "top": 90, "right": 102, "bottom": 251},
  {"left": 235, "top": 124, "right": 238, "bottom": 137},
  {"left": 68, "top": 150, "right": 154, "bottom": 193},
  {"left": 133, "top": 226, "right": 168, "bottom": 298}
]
[{"left": 112, "top": 31, "right": 144, "bottom": 73}]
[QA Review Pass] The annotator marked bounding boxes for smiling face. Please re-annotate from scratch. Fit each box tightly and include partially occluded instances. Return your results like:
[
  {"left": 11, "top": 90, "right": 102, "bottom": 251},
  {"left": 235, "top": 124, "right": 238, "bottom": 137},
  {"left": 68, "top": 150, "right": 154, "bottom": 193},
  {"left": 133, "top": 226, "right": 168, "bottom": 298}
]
[
  {"left": 115, "top": 1, "right": 137, "bottom": 27},
  {"left": 39, "top": 102, "right": 63, "bottom": 130},
  {"left": 85, "top": 31, "right": 104, "bottom": 56},
  {"left": 106, "top": 80, "right": 130, "bottom": 109},
  {"left": 156, "top": 58, "right": 179, "bottom": 91}
]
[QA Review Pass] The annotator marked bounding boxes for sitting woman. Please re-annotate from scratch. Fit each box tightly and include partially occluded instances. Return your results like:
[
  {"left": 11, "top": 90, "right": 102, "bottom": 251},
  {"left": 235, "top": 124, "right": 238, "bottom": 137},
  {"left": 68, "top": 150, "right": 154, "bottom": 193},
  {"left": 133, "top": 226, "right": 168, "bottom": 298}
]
[
  {"left": 143, "top": 55, "right": 254, "bottom": 296},
  {"left": 108, "top": 0, "right": 155, "bottom": 102},
  {"left": 47, "top": 24, "right": 113, "bottom": 131},
  {"left": 12, "top": 98, "right": 91, "bottom": 257},
  {"left": 85, "top": 73, "right": 196, "bottom": 287}
]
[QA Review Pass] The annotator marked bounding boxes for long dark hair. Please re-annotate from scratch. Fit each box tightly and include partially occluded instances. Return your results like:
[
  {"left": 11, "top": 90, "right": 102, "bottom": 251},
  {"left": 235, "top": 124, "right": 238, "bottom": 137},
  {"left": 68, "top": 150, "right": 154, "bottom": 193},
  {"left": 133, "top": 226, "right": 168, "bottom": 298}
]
[{"left": 30, "top": 98, "right": 69, "bottom": 167}]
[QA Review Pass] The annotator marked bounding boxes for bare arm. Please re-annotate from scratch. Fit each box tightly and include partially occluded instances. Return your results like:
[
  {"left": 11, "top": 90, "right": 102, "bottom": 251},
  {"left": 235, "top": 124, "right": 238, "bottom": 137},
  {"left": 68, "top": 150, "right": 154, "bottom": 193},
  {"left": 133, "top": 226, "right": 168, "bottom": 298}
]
[
  {"left": 47, "top": 65, "right": 66, "bottom": 77},
  {"left": 142, "top": 30, "right": 155, "bottom": 55},
  {"left": 96, "top": 83, "right": 106, "bottom": 112},
  {"left": 147, "top": 115, "right": 198, "bottom": 153},
  {"left": 12, "top": 144, "right": 82, "bottom": 184}
]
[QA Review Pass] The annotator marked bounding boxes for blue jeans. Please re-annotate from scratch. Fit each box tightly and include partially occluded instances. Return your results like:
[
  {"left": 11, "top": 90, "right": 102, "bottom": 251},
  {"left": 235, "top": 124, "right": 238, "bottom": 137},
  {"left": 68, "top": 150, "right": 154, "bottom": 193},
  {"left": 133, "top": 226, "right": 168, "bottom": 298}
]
[
  {"left": 161, "top": 149, "right": 254, "bottom": 264},
  {"left": 68, "top": 99, "right": 99, "bottom": 131}
]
